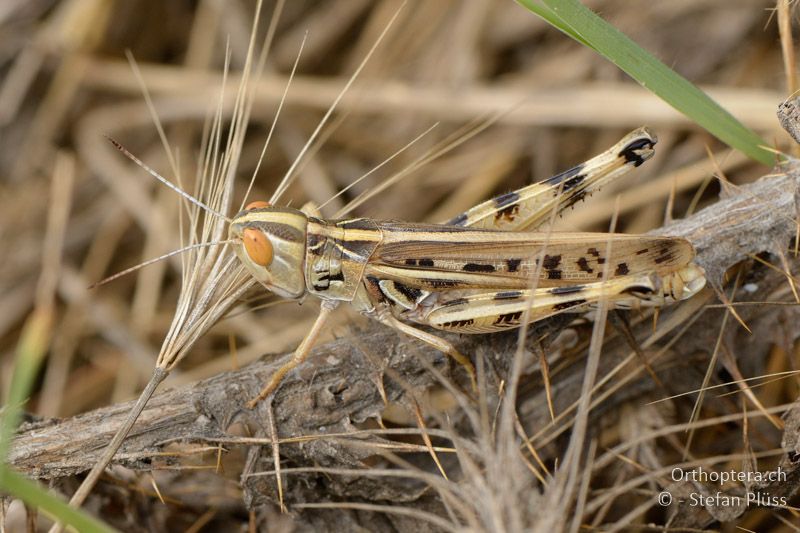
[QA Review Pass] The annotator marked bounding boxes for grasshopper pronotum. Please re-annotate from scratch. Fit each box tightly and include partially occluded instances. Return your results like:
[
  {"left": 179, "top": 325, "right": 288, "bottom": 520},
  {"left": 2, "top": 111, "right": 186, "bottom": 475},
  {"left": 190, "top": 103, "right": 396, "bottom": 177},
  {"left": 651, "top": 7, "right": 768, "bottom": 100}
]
[{"left": 227, "top": 127, "right": 706, "bottom": 405}]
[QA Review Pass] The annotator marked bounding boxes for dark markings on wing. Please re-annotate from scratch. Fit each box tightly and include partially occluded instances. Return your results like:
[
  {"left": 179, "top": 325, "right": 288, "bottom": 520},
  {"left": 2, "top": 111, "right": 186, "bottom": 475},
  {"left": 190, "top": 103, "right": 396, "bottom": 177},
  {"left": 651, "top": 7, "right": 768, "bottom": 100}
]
[
  {"left": 404, "top": 258, "right": 435, "bottom": 266},
  {"left": 374, "top": 227, "right": 695, "bottom": 286},
  {"left": 577, "top": 257, "right": 593, "bottom": 273},
  {"left": 543, "top": 254, "right": 562, "bottom": 270},
  {"left": 635, "top": 248, "right": 649, "bottom": 255},
  {"left": 654, "top": 246, "right": 674, "bottom": 264},
  {"left": 463, "top": 263, "right": 496, "bottom": 273}
]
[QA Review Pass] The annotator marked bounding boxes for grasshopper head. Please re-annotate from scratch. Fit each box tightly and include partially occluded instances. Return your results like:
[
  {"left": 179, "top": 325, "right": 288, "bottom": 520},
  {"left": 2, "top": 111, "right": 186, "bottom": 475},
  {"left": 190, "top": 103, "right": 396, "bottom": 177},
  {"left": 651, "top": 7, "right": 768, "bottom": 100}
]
[{"left": 229, "top": 201, "right": 308, "bottom": 299}]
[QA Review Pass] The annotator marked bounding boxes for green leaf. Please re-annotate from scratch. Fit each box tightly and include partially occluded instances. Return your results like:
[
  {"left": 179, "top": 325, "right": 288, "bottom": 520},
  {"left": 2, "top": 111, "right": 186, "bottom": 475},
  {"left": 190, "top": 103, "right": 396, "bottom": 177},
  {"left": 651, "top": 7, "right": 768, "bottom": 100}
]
[
  {"left": 0, "top": 307, "right": 112, "bottom": 531},
  {"left": 516, "top": 0, "right": 774, "bottom": 166},
  {"left": 0, "top": 308, "right": 52, "bottom": 460},
  {"left": 0, "top": 465, "right": 117, "bottom": 533}
]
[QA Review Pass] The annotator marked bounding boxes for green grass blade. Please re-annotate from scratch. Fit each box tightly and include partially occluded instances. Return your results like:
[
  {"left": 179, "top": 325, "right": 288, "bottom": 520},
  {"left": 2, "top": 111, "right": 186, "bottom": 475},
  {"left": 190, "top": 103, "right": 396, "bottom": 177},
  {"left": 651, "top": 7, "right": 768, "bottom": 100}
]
[
  {"left": 516, "top": 0, "right": 774, "bottom": 166},
  {"left": 0, "top": 298, "right": 112, "bottom": 530},
  {"left": 0, "top": 308, "right": 52, "bottom": 460},
  {"left": 0, "top": 465, "right": 117, "bottom": 533},
  {"left": 0, "top": 308, "right": 116, "bottom": 531}
]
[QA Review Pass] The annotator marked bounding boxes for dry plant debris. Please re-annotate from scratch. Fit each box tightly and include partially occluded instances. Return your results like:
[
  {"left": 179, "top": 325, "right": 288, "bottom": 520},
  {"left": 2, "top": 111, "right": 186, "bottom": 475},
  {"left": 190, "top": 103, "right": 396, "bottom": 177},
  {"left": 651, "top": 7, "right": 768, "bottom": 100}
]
[{"left": 2, "top": 0, "right": 800, "bottom": 531}]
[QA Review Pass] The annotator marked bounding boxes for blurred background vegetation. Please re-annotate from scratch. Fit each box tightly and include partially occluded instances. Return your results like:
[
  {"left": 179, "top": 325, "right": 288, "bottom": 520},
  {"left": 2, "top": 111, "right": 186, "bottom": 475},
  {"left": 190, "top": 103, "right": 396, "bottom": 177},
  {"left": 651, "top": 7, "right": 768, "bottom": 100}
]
[{"left": 1, "top": 0, "right": 798, "bottom": 531}]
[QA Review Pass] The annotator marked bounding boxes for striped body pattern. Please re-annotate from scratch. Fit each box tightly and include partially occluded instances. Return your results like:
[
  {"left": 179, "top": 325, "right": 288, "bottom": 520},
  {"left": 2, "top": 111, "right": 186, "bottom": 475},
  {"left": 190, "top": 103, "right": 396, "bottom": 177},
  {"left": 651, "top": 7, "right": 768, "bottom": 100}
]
[{"left": 229, "top": 127, "right": 706, "bottom": 398}]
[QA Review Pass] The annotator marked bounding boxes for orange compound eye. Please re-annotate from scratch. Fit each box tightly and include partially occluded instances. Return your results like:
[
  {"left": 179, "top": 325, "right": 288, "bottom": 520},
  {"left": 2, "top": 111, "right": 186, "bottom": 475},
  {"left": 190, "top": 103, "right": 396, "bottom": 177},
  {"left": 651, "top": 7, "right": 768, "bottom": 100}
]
[
  {"left": 245, "top": 200, "right": 270, "bottom": 210},
  {"left": 242, "top": 228, "right": 273, "bottom": 267}
]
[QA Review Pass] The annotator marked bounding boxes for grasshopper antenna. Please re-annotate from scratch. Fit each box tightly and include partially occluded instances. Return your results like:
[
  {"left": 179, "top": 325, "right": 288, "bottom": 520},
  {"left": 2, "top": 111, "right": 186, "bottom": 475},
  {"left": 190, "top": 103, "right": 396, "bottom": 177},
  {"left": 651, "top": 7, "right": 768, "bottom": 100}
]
[
  {"left": 106, "top": 136, "right": 232, "bottom": 222},
  {"left": 89, "top": 240, "right": 236, "bottom": 289}
]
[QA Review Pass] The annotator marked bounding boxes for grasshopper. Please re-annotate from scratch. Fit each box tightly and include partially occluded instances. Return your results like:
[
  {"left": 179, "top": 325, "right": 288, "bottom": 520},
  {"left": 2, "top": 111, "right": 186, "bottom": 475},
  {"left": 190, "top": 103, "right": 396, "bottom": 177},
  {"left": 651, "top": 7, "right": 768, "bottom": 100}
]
[{"left": 230, "top": 127, "right": 706, "bottom": 406}]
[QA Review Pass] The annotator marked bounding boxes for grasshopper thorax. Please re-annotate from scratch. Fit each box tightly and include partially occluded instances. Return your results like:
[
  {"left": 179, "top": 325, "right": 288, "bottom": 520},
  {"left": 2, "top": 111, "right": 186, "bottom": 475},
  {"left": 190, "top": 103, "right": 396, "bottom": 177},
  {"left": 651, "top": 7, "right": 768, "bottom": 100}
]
[{"left": 229, "top": 201, "right": 308, "bottom": 299}]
